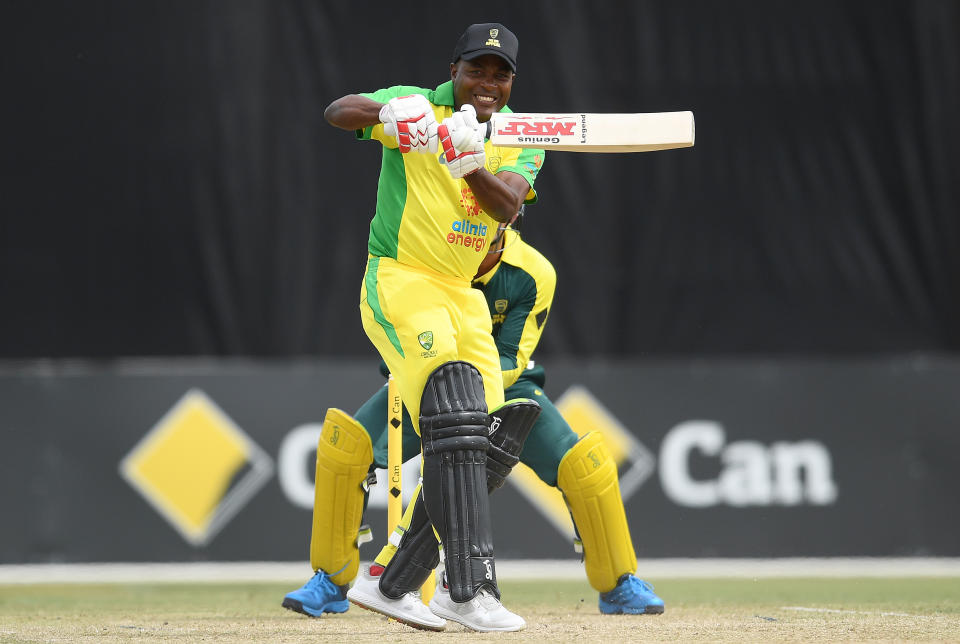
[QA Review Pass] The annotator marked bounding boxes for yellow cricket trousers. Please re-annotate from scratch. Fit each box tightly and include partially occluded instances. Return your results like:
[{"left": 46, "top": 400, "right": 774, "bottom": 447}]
[{"left": 360, "top": 255, "right": 504, "bottom": 433}]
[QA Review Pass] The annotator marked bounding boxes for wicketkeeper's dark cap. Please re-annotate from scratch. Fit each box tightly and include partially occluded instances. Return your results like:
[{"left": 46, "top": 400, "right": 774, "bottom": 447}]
[{"left": 452, "top": 23, "right": 518, "bottom": 72}]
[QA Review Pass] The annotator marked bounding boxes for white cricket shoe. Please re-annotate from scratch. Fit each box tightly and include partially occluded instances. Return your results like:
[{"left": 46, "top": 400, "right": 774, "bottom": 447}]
[
  {"left": 428, "top": 579, "right": 525, "bottom": 632},
  {"left": 347, "top": 565, "right": 446, "bottom": 631}
]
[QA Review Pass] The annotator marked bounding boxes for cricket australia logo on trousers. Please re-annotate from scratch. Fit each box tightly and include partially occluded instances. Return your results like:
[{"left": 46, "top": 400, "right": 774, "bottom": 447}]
[
  {"left": 418, "top": 331, "right": 433, "bottom": 350},
  {"left": 418, "top": 331, "right": 437, "bottom": 358}
]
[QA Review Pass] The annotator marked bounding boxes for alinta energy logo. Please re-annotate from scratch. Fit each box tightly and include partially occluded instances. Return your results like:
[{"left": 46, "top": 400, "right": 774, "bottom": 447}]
[
  {"left": 508, "top": 385, "right": 656, "bottom": 543},
  {"left": 447, "top": 218, "right": 488, "bottom": 253},
  {"left": 119, "top": 389, "right": 274, "bottom": 546}
]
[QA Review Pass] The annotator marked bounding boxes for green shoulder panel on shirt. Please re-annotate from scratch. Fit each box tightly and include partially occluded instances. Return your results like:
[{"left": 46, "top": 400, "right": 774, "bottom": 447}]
[{"left": 431, "top": 81, "right": 455, "bottom": 107}]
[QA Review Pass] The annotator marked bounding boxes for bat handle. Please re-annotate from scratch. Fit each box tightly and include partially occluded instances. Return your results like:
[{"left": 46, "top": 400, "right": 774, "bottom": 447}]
[{"left": 484, "top": 120, "right": 492, "bottom": 140}]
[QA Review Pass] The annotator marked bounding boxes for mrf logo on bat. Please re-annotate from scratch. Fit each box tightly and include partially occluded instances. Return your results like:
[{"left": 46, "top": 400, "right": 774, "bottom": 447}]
[{"left": 495, "top": 115, "right": 578, "bottom": 144}]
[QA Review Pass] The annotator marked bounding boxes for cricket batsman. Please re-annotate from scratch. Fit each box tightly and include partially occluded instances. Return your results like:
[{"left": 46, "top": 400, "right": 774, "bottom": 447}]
[{"left": 322, "top": 21, "right": 546, "bottom": 631}]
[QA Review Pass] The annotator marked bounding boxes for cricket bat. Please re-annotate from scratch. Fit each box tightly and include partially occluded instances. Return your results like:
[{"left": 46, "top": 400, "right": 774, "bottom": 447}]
[{"left": 484, "top": 111, "right": 695, "bottom": 152}]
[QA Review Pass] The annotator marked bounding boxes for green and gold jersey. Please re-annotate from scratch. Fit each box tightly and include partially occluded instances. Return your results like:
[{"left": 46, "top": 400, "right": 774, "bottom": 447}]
[
  {"left": 472, "top": 229, "right": 555, "bottom": 389},
  {"left": 357, "top": 81, "right": 545, "bottom": 280}
]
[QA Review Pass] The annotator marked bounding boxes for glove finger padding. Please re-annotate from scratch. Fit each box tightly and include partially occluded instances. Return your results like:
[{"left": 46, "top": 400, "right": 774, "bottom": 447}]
[
  {"left": 379, "top": 95, "right": 438, "bottom": 154},
  {"left": 448, "top": 105, "right": 480, "bottom": 150},
  {"left": 397, "top": 119, "right": 439, "bottom": 154},
  {"left": 438, "top": 105, "right": 486, "bottom": 179}
]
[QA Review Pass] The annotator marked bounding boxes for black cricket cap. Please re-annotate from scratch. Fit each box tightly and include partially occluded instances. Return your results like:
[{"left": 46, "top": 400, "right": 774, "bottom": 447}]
[{"left": 451, "top": 23, "right": 518, "bottom": 72}]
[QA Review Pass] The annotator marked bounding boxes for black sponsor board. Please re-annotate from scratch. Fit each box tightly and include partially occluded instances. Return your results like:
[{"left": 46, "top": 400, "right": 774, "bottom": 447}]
[{"left": 1, "top": 357, "right": 958, "bottom": 563}]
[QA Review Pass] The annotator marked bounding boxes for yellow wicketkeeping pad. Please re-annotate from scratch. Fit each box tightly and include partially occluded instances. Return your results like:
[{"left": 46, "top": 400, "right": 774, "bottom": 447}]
[{"left": 309, "top": 408, "right": 373, "bottom": 585}]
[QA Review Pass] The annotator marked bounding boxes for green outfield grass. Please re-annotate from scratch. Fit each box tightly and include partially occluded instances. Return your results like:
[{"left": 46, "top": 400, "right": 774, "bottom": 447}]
[{"left": 1, "top": 578, "right": 958, "bottom": 642}]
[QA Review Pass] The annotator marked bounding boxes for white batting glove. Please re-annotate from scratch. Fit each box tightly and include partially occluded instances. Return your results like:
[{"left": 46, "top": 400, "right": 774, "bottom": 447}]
[
  {"left": 378, "top": 94, "right": 438, "bottom": 154},
  {"left": 438, "top": 104, "right": 486, "bottom": 179}
]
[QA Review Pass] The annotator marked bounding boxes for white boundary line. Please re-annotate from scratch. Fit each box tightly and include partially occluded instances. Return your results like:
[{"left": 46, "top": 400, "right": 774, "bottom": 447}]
[{"left": 2, "top": 558, "right": 960, "bottom": 584}]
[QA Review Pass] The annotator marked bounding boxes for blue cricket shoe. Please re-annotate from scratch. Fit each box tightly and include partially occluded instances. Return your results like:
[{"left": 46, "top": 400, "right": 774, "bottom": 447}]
[
  {"left": 282, "top": 570, "right": 350, "bottom": 616},
  {"left": 598, "top": 574, "right": 665, "bottom": 615}
]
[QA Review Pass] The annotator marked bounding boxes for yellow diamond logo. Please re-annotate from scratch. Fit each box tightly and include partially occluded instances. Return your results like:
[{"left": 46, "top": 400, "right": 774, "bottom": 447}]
[
  {"left": 119, "top": 389, "right": 273, "bottom": 546},
  {"left": 508, "top": 385, "right": 655, "bottom": 541}
]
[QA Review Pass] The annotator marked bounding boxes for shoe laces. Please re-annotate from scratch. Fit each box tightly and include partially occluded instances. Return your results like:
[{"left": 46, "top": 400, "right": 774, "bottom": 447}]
[
  {"left": 475, "top": 588, "right": 502, "bottom": 610},
  {"left": 622, "top": 576, "right": 655, "bottom": 596},
  {"left": 310, "top": 569, "right": 342, "bottom": 596},
  {"left": 398, "top": 588, "right": 434, "bottom": 615},
  {"left": 310, "top": 570, "right": 331, "bottom": 587}
]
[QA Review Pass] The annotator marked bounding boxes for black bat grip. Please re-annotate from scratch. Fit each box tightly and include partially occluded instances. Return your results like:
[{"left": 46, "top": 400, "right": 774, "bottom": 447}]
[{"left": 484, "top": 121, "right": 492, "bottom": 140}]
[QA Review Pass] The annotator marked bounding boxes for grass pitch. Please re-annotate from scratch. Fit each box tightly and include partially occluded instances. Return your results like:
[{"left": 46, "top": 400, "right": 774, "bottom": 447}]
[{"left": 1, "top": 577, "right": 959, "bottom": 643}]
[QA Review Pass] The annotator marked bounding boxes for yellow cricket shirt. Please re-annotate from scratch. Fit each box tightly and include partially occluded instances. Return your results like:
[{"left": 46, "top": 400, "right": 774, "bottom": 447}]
[{"left": 357, "top": 81, "right": 545, "bottom": 280}]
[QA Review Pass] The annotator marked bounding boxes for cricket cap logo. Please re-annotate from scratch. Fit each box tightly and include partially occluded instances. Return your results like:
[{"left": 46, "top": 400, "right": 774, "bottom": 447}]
[
  {"left": 418, "top": 331, "right": 434, "bottom": 350},
  {"left": 489, "top": 28, "right": 499, "bottom": 39}
]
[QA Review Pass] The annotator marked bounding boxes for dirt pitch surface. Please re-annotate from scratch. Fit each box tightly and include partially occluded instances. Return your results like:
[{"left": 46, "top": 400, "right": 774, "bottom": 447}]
[{"left": 2, "top": 578, "right": 959, "bottom": 643}]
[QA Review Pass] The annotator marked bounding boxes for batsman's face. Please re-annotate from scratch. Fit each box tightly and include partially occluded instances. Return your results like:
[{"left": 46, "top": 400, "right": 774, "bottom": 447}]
[{"left": 451, "top": 55, "right": 514, "bottom": 122}]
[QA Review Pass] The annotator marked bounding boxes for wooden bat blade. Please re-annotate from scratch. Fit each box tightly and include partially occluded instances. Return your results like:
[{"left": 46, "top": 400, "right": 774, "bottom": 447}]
[{"left": 486, "top": 111, "right": 695, "bottom": 152}]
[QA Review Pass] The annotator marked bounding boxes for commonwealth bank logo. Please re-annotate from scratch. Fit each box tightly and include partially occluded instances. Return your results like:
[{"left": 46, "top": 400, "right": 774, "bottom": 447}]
[
  {"left": 508, "top": 385, "right": 655, "bottom": 542},
  {"left": 119, "top": 389, "right": 274, "bottom": 546}
]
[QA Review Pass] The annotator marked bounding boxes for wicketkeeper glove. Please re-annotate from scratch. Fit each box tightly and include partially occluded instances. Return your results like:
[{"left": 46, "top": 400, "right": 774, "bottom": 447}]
[
  {"left": 438, "top": 104, "right": 486, "bottom": 179},
  {"left": 378, "top": 94, "right": 439, "bottom": 154}
]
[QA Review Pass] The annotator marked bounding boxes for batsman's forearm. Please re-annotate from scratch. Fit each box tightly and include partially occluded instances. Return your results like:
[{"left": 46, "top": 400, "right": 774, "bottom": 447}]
[
  {"left": 463, "top": 170, "right": 526, "bottom": 223},
  {"left": 324, "top": 94, "right": 383, "bottom": 131}
]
